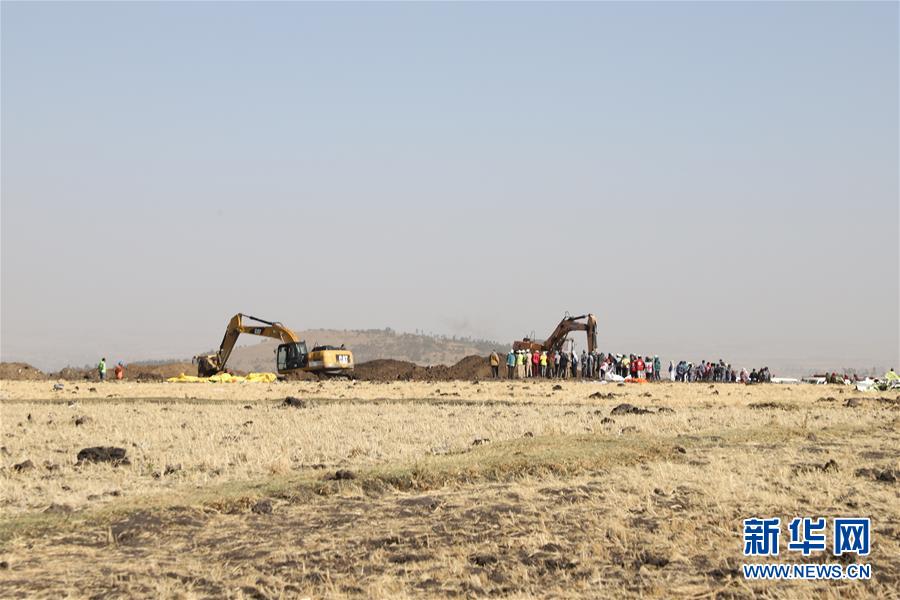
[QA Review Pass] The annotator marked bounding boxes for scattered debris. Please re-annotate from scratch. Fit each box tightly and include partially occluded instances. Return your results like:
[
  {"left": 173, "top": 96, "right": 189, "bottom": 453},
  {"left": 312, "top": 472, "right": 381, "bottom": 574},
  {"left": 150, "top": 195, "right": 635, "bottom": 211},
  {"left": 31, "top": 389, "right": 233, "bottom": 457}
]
[
  {"left": 76, "top": 447, "right": 130, "bottom": 466},
  {"left": 610, "top": 403, "right": 652, "bottom": 415},
  {"left": 329, "top": 469, "right": 356, "bottom": 481},
  {"left": 589, "top": 391, "right": 616, "bottom": 400},
  {"left": 472, "top": 437, "right": 491, "bottom": 446},
  {"left": 74, "top": 416, "right": 91, "bottom": 427},
  {"left": 855, "top": 467, "right": 897, "bottom": 484},
  {"left": 283, "top": 396, "right": 313, "bottom": 409},
  {"left": 552, "top": 384, "right": 563, "bottom": 391},
  {"left": 600, "top": 417, "right": 615, "bottom": 425},
  {"left": 793, "top": 459, "right": 839, "bottom": 474},
  {"left": 251, "top": 499, "right": 273, "bottom": 514},
  {"left": 748, "top": 402, "right": 796, "bottom": 410},
  {"left": 13, "top": 459, "right": 34, "bottom": 472},
  {"left": 470, "top": 553, "right": 499, "bottom": 566}
]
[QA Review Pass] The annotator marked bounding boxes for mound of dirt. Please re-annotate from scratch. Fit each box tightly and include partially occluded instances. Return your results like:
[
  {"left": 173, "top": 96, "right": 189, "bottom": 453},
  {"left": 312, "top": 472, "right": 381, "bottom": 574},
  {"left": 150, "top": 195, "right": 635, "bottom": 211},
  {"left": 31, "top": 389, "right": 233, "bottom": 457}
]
[
  {"left": 0, "top": 362, "right": 47, "bottom": 380},
  {"left": 49, "top": 362, "right": 202, "bottom": 381},
  {"left": 352, "top": 359, "right": 421, "bottom": 381},
  {"left": 352, "top": 355, "right": 493, "bottom": 382},
  {"left": 126, "top": 362, "right": 199, "bottom": 381},
  {"left": 51, "top": 367, "right": 95, "bottom": 381}
]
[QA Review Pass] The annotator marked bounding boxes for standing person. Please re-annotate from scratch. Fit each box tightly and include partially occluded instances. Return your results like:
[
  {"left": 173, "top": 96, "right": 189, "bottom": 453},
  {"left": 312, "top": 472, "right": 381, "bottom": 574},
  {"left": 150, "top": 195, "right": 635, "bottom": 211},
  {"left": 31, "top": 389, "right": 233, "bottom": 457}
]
[
  {"left": 516, "top": 350, "right": 525, "bottom": 379},
  {"left": 668, "top": 360, "right": 675, "bottom": 381},
  {"left": 540, "top": 351, "right": 548, "bottom": 377},
  {"left": 524, "top": 350, "right": 532, "bottom": 378},
  {"left": 506, "top": 349, "right": 516, "bottom": 379},
  {"left": 559, "top": 351, "right": 569, "bottom": 379},
  {"left": 570, "top": 351, "right": 578, "bottom": 378},
  {"left": 114, "top": 361, "right": 125, "bottom": 380},
  {"left": 532, "top": 349, "right": 540, "bottom": 378},
  {"left": 645, "top": 356, "right": 653, "bottom": 381},
  {"left": 581, "top": 350, "right": 589, "bottom": 378},
  {"left": 490, "top": 351, "right": 500, "bottom": 379},
  {"left": 98, "top": 357, "right": 107, "bottom": 381}
]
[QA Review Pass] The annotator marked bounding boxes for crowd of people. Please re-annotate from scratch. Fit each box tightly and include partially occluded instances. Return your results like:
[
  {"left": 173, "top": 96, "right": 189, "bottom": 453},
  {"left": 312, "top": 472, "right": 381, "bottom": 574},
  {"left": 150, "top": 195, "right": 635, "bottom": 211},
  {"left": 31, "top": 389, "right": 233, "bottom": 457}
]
[{"left": 488, "top": 349, "right": 772, "bottom": 383}]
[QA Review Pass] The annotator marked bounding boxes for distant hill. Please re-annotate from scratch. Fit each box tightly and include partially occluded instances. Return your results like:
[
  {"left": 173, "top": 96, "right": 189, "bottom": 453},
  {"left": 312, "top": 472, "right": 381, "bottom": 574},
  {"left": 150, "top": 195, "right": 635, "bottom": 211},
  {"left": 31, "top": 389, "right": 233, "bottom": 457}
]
[{"left": 227, "top": 328, "right": 503, "bottom": 373}]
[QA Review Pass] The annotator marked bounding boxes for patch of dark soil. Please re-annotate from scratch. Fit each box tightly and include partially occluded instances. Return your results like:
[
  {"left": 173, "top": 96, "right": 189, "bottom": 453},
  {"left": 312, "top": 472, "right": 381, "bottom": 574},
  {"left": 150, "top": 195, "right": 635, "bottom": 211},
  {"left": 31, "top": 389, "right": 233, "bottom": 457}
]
[
  {"left": 846, "top": 396, "right": 900, "bottom": 408},
  {"left": 610, "top": 403, "right": 652, "bottom": 415},
  {"left": 634, "top": 551, "right": 670, "bottom": 568},
  {"left": 251, "top": 499, "right": 273, "bottom": 515},
  {"left": 282, "top": 396, "right": 314, "bottom": 408},
  {"left": 855, "top": 467, "right": 898, "bottom": 484},
  {"left": 589, "top": 391, "right": 616, "bottom": 399},
  {"left": 792, "top": 459, "right": 839, "bottom": 474},
  {"left": 748, "top": 402, "right": 797, "bottom": 410},
  {"left": 470, "top": 553, "right": 499, "bottom": 566},
  {"left": 13, "top": 459, "right": 34, "bottom": 472},
  {"left": 628, "top": 516, "right": 659, "bottom": 532},
  {"left": 329, "top": 469, "right": 356, "bottom": 481},
  {"left": 152, "top": 464, "right": 182, "bottom": 479},
  {"left": 398, "top": 496, "right": 443, "bottom": 511},
  {"left": 109, "top": 511, "right": 165, "bottom": 544},
  {"left": 388, "top": 552, "right": 431, "bottom": 564},
  {"left": 76, "top": 446, "right": 129, "bottom": 466}
]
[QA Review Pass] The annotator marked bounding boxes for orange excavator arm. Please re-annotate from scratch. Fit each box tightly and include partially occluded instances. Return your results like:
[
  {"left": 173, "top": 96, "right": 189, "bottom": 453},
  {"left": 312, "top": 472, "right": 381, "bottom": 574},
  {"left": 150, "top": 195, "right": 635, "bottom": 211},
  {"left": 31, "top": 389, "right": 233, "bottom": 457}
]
[
  {"left": 196, "top": 313, "right": 300, "bottom": 376},
  {"left": 514, "top": 313, "right": 597, "bottom": 353}
]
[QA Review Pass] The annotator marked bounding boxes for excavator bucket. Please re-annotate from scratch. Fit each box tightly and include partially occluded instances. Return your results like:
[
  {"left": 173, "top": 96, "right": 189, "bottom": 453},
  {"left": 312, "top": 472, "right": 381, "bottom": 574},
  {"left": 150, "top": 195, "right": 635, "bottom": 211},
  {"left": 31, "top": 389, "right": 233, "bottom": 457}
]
[{"left": 196, "top": 355, "right": 221, "bottom": 377}]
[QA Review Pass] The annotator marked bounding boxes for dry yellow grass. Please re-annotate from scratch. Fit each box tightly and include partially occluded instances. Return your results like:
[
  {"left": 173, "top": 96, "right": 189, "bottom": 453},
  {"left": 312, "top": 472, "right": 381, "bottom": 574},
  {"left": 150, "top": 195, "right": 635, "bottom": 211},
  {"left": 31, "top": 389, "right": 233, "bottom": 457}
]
[{"left": 1, "top": 379, "right": 898, "bottom": 598}]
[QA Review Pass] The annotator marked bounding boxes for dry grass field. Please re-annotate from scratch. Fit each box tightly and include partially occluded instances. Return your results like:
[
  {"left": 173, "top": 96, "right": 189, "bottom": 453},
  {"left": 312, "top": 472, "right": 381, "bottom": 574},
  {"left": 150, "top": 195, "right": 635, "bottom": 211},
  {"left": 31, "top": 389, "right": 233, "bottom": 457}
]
[{"left": 1, "top": 378, "right": 898, "bottom": 598}]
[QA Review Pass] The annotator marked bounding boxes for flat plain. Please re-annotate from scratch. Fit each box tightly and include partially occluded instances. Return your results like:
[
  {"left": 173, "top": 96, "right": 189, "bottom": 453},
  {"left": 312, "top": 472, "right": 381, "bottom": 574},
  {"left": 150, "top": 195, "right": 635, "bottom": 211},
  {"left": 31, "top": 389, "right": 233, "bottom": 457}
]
[{"left": 1, "top": 379, "right": 898, "bottom": 598}]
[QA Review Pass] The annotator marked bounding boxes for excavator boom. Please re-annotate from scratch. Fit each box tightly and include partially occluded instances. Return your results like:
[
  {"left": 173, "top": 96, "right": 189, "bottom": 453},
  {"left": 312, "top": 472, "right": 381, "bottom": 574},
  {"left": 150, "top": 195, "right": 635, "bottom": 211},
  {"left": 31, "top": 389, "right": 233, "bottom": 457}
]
[{"left": 514, "top": 313, "right": 597, "bottom": 354}]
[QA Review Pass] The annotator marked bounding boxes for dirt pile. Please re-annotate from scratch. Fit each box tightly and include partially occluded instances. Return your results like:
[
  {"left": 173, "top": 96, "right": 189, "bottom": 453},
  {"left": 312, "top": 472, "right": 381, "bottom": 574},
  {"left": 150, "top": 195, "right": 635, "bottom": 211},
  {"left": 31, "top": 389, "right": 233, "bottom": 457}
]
[
  {"left": 125, "top": 362, "right": 198, "bottom": 380},
  {"left": 352, "top": 355, "right": 492, "bottom": 382},
  {"left": 0, "top": 363, "right": 47, "bottom": 380},
  {"left": 46, "top": 362, "right": 200, "bottom": 381}
]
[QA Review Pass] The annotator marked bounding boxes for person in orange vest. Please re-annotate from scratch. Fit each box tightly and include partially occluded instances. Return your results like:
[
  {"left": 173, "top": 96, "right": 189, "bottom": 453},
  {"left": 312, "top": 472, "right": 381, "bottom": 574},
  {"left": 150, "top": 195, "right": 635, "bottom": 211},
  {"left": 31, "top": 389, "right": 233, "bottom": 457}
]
[{"left": 114, "top": 361, "right": 125, "bottom": 380}]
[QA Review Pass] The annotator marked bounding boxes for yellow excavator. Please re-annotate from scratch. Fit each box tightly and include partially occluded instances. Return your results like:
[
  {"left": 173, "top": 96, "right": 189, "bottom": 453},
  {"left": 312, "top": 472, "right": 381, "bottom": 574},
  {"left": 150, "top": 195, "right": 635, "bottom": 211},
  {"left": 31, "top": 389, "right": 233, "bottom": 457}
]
[
  {"left": 195, "top": 313, "right": 353, "bottom": 378},
  {"left": 513, "top": 313, "right": 598, "bottom": 353}
]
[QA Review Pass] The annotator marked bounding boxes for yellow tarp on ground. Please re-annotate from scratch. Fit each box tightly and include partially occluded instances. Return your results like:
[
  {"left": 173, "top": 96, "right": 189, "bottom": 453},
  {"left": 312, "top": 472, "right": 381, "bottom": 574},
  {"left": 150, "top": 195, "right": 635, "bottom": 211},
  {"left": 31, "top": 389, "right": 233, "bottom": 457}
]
[{"left": 166, "top": 372, "right": 278, "bottom": 383}]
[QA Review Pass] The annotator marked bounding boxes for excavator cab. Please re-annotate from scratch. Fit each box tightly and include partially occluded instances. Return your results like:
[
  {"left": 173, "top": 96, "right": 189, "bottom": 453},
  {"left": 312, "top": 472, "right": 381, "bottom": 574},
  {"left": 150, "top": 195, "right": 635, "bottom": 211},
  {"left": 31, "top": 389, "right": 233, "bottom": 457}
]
[{"left": 276, "top": 341, "right": 309, "bottom": 372}]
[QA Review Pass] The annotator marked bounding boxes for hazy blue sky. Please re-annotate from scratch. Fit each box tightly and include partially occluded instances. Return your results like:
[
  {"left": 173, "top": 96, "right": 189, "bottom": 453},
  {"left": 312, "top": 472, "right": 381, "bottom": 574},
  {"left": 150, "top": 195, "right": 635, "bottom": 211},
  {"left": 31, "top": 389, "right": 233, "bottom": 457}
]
[{"left": 2, "top": 1, "right": 898, "bottom": 374}]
